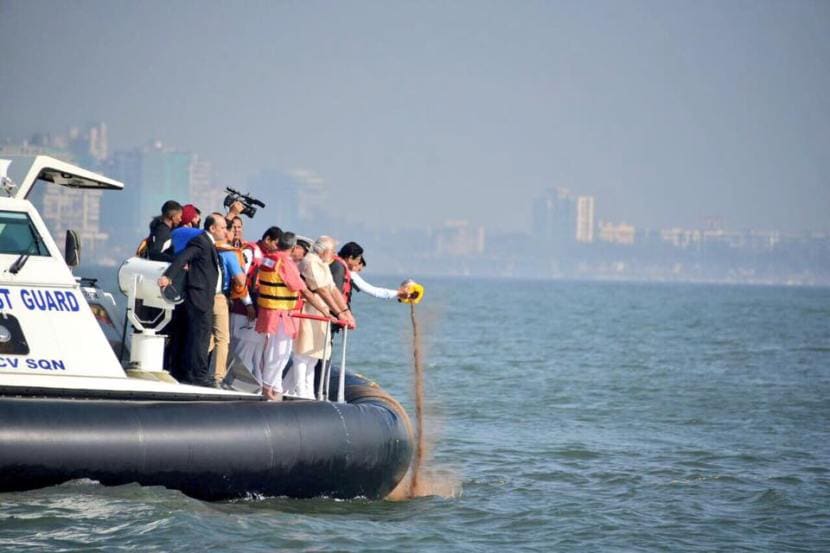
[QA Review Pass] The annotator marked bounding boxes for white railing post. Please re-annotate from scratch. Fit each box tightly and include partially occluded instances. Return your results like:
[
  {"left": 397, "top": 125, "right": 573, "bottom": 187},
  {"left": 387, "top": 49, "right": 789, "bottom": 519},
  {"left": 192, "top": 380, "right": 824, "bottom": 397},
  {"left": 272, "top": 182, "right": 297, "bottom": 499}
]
[
  {"left": 337, "top": 327, "right": 348, "bottom": 404},
  {"left": 317, "top": 321, "right": 331, "bottom": 401}
]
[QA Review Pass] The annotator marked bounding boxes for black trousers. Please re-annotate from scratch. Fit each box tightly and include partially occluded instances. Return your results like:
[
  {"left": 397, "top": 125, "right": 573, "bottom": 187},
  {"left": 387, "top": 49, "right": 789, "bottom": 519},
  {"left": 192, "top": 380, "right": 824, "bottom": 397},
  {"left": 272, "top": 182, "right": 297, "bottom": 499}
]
[
  {"left": 165, "top": 302, "right": 187, "bottom": 379},
  {"left": 183, "top": 304, "right": 213, "bottom": 387}
]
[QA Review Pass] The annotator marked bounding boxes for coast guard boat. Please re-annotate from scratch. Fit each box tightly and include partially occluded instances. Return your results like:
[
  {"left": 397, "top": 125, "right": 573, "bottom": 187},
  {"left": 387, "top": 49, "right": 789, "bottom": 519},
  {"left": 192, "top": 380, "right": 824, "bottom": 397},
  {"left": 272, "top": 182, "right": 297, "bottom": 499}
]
[{"left": 0, "top": 155, "right": 412, "bottom": 501}]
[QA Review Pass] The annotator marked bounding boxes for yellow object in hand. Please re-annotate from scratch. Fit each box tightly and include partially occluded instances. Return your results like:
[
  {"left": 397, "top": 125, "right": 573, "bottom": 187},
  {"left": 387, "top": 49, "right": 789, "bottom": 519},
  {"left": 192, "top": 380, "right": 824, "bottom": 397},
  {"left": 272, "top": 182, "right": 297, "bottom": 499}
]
[{"left": 400, "top": 280, "right": 425, "bottom": 304}]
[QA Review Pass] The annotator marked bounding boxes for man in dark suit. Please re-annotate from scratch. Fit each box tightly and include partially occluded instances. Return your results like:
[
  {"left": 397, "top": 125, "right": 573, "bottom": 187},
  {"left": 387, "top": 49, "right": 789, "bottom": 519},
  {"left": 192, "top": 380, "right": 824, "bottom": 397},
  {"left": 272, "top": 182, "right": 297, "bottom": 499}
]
[{"left": 158, "top": 213, "right": 227, "bottom": 387}]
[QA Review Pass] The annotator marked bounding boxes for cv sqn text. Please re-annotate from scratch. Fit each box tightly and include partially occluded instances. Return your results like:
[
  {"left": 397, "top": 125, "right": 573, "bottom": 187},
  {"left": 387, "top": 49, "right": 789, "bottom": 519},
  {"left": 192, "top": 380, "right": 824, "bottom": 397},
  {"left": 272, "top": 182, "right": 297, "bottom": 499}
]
[{"left": 0, "top": 357, "right": 66, "bottom": 371}]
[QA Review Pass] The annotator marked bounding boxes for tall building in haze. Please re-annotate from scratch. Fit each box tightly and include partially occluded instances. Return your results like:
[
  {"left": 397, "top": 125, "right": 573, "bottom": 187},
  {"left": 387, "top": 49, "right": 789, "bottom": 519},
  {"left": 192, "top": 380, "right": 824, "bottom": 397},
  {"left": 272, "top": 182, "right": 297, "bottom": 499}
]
[
  {"left": 575, "top": 196, "right": 595, "bottom": 243},
  {"left": 0, "top": 141, "right": 109, "bottom": 257},
  {"left": 532, "top": 187, "right": 576, "bottom": 250},
  {"left": 245, "top": 168, "right": 328, "bottom": 236},
  {"left": 103, "top": 142, "right": 205, "bottom": 254},
  {"left": 188, "top": 155, "right": 222, "bottom": 214},
  {"left": 246, "top": 170, "right": 301, "bottom": 232},
  {"left": 288, "top": 168, "right": 328, "bottom": 224},
  {"left": 137, "top": 143, "right": 192, "bottom": 220}
]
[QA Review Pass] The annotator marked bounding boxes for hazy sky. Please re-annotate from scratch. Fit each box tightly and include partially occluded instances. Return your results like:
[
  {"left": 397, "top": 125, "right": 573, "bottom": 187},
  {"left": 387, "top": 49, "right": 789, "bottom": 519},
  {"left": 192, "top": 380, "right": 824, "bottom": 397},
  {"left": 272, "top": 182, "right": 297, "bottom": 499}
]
[{"left": 2, "top": 0, "right": 829, "bottom": 233}]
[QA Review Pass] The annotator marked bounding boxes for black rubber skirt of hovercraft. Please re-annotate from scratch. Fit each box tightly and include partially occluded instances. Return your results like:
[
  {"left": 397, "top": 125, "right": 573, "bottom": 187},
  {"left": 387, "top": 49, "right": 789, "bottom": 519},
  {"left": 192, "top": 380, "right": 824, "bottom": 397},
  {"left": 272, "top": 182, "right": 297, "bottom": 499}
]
[{"left": 0, "top": 372, "right": 413, "bottom": 501}]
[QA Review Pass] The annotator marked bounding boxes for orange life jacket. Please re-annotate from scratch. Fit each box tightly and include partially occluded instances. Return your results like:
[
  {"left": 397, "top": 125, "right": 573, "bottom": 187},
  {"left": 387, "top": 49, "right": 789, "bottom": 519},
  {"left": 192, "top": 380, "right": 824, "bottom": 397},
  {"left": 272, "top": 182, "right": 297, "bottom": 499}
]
[
  {"left": 135, "top": 236, "right": 150, "bottom": 258},
  {"left": 216, "top": 243, "right": 248, "bottom": 300}
]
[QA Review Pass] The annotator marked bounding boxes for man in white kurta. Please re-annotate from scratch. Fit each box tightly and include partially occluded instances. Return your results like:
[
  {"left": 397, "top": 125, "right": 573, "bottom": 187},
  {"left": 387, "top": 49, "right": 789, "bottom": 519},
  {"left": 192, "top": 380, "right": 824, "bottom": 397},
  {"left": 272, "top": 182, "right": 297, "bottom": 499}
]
[{"left": 289, "top": 236, "right": 354, "bottom": 399}]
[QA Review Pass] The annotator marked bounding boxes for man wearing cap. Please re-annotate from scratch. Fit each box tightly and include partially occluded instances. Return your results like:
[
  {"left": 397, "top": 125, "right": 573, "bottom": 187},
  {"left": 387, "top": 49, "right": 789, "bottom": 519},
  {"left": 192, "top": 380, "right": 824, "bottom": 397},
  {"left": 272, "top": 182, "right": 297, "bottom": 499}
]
[
  {"left": 162, "top": 203, "right": 202, "bottom": 375},
  {"left": 171, "top": 204, "right": 202, "bottom": 253},
  {"left": 291, "top": 236, "right": 311, "bottom": 264}
]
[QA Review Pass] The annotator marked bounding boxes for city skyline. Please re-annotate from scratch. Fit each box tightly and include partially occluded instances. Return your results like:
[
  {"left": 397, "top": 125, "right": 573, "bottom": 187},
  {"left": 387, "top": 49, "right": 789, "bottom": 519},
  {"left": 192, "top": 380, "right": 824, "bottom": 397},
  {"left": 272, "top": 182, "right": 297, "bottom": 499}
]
[
  {"left": 2, "top": 122, "right": 828, "bottom": 285},
  {"left": 2, "top": 1, "right": 829, "bottom": 235},
  {"left": 4, "top": 121, "right": 825, "bottom": 243}
]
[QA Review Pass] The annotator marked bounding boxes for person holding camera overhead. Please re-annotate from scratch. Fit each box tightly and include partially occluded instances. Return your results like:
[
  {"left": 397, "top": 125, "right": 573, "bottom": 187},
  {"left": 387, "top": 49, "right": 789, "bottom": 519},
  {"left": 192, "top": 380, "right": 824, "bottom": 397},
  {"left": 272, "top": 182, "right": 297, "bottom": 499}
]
[{"left": 224, "top": 187, "right": 266, "bottom": 219}]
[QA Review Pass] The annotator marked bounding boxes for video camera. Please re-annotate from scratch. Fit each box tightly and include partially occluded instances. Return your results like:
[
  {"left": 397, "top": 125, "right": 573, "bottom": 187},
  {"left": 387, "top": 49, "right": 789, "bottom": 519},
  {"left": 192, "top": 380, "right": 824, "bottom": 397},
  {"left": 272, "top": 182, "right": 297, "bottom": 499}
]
[{"left": 223, "top": 187, "right": 266, "bottom": 218}]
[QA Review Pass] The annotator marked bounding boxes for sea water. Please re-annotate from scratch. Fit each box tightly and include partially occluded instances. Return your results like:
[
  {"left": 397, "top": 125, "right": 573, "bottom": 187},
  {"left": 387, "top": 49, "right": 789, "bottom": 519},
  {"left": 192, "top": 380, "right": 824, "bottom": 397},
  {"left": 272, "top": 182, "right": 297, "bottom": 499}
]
[{"left": 1, "top": 277, "right": 829, "bottom": 552}]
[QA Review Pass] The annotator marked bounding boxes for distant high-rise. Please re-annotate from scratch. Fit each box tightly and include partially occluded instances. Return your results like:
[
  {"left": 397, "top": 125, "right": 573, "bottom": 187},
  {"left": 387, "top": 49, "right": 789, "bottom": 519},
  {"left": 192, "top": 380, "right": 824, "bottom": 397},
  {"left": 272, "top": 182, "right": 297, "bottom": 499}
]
[
  {"left": 575, "top": 196, "right": 595, "bottom": 243},
  {"left": 246, "top": 170, "right": 301, "bottom": 232},
  {"left": 137, "top": 143, "right": 192, "bottom": 220},
  {"left": 88, "top": 123, "right": 108, "bottom": 162},
  {"left": 188, "top": 155, "right": 222, "bottom": 213},
  {"left": 40, "top": 186, "right": 108, "bottom": 256},
  {"left": 532, "top": 187, "right": 576, "bottom": 249},
  {"left": 245, "top": 168, "right": 329, "bottom": 235},
  {"left": 104, "top": 142, "right": 202, "bottom": 249},
  {"left": 67, "top": 122, "right": 108, "bottom": 167},
  {"left": 0, "top": 143, "right": 108, "bottom": 256},
  {"left": 288, "top": 168, "right": 328, "bottom": 223}
]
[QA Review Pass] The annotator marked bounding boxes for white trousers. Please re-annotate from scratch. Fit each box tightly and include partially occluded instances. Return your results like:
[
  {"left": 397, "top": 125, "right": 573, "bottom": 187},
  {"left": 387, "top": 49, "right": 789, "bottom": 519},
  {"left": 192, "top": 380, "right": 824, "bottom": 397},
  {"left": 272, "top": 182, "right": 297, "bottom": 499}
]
[
  {"left": 230, "top": 312, "right": 249, "bottom": 338},
  {"left": 286, "top": 354, "right": 318, "bottom": 399},
  {"left": 230, "top": 313, "right": 265, "bottom": 386},
  {"left": 260, "top": 327, "right": 293, "bottom": 393}
]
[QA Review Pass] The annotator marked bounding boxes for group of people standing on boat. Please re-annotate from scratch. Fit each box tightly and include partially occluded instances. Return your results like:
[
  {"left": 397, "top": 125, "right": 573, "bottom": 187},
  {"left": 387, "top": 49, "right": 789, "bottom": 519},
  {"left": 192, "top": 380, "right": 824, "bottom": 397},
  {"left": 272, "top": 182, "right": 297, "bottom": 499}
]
[{"left": 142, "top": 199, "right": 414, "bottom": 400}]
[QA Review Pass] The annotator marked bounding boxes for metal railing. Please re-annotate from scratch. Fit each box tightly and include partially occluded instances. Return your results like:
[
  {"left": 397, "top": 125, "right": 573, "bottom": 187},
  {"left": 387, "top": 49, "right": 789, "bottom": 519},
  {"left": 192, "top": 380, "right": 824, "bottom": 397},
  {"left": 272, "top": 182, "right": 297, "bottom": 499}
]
[{"left": 290, "top": 312, "right": 351, "bottom": 404}]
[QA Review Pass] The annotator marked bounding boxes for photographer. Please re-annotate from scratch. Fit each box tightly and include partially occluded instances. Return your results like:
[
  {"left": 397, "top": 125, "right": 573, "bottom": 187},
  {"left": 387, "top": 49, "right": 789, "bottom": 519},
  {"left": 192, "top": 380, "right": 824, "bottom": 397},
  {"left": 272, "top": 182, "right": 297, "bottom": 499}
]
[
  {"left": 225, "top": 199, "right": 245, "bottom": 221},
  {"left": 224, "top": 187, "right": 265, "bottom": 220}
]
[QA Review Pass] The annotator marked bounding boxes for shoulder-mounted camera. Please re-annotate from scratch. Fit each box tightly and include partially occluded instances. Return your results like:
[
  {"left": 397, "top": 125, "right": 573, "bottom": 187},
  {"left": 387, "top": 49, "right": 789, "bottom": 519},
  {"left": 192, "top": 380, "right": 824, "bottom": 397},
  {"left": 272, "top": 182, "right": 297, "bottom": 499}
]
[{"left": 224, "top": 187, "right": 266, "bottom": 218}]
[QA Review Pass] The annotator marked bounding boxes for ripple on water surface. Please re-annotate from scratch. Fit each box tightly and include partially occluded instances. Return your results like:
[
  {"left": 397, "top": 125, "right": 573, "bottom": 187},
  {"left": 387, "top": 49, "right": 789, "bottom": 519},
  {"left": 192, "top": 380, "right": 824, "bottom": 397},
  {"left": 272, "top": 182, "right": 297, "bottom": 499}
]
[{"left": 2, "top": 279, "right": 830, "bottom": 552}]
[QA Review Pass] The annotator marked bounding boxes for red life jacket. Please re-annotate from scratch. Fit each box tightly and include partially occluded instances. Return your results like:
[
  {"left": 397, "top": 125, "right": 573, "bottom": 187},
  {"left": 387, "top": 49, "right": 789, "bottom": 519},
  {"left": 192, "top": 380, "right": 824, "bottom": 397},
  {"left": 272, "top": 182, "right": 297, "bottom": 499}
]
[
  {"left": 243, "top": 241, "right": 264, "bottom": 293},
  {"left": 332, "top": 256, "right": 352, "bottom": 305},
  {"left": 231, "top": 241, "right": 264, "bottom": 316}
]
